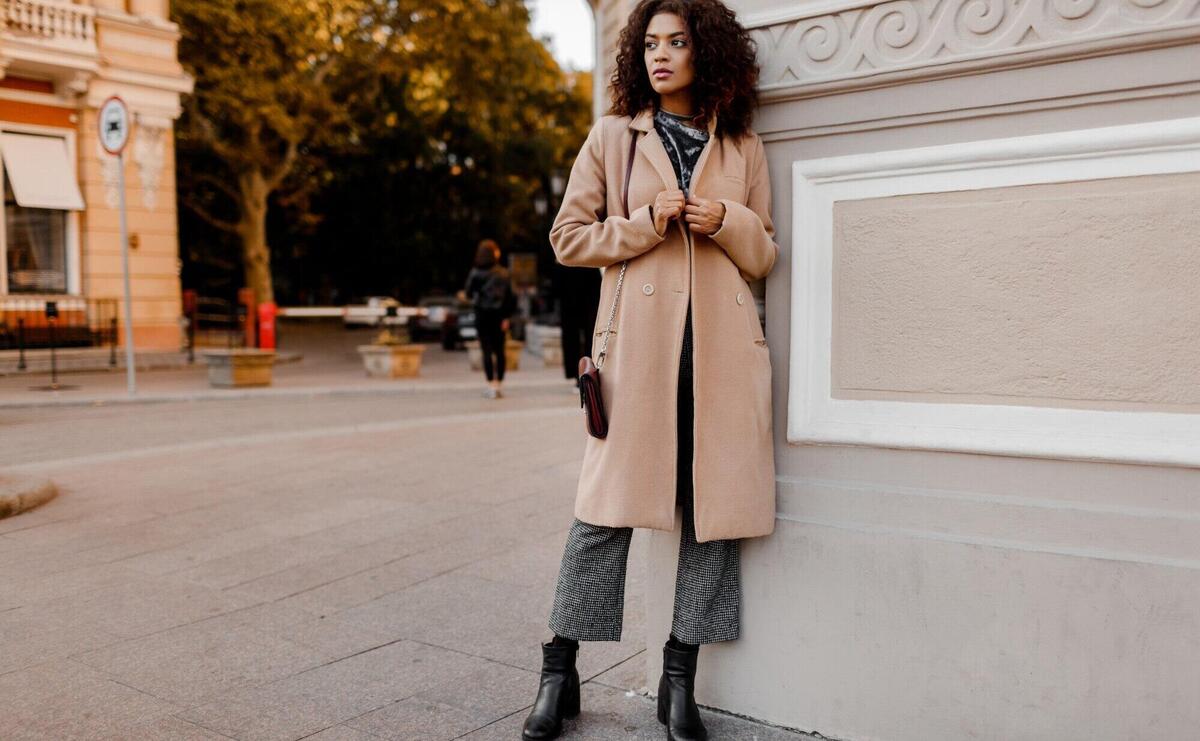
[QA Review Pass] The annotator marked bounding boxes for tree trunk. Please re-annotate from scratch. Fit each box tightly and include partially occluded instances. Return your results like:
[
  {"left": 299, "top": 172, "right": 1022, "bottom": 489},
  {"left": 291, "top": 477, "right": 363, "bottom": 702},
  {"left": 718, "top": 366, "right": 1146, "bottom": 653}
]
[{"left": 238, "top": 169, "right": 274, "bottom": 305}]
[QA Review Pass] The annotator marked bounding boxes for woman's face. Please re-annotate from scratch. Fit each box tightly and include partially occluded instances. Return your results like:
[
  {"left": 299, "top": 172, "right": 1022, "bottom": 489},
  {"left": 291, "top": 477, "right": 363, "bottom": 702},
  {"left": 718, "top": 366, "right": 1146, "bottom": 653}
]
[{"left": 643, "top": 12, "right": 694, "bottom": 100}]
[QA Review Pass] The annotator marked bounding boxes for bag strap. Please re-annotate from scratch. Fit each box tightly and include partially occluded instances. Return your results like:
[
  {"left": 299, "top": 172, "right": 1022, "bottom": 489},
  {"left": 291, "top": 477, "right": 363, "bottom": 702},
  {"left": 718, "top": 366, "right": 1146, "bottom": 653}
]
[
  {"left": 622, "top": 128, "right": 638, "bottom": 219},
  {"left": 596, "top": 129, "right": 640, "bottom": 369}
]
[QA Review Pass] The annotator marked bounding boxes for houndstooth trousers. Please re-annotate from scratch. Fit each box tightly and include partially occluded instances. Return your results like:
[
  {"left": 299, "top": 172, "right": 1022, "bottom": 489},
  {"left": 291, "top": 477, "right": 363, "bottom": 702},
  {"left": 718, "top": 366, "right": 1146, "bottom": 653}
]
[{"left": 548, "top": 304, "right": 741, "bottom": 645}]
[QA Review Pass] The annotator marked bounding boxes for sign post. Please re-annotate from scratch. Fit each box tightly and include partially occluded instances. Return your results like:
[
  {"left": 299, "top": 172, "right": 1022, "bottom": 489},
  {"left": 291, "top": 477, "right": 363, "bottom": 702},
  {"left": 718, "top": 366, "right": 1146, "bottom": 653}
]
[{"left": 99, "top": 96, "right": 136, "bottom": 395}]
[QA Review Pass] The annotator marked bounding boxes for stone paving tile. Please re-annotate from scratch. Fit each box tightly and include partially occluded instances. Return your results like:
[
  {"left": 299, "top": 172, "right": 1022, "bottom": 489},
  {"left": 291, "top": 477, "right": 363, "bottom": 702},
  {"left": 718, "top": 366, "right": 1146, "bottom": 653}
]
[
  {"left": 0, "top": 604, "right": 123, "bottom": 676},
  {"left": 456, "top": 681, "right": 818, "bottom": 741},
  {"left": 117, "top": 496, "right": 406, "bottom": 577},
  {"left": 178, "top": 640, "right": 484, "bottom": 741},
  {"left": 125, "top": 714, "right": 239, "bottom": 740},
  {"left": 0, "top": 508, "right": 57, "bottom": 534},
  {"left": 589, "top": 649, "right": 650, "bottom": 693},
  {"left": 32, "top": 574, "right": 262, "bottom": 640},
  {"left": 174, "top": 537, "right": 354, "bottom": 591},
  {"left": 334, "top": 570, "right": 645, "bottom": 681},
  {"left": 280, "top": 530, "right": 519, "bottom": 616},
  {"left": 347, "top": 659, "right": 536, "bottom": 740},
  {"left": 218, "top": 508, "right": 512, "bottom": 607},
  {"left": 454, "top": 529, "right": 570, "bottom": 588},
  {"left": 222, "top": 600, "right": 396, "bottom": 663},
  {"left": 346, "top": 697, "right": 481, "bottom": 740},
  {"left": 301, "top": 724, "right": 383, "bottom": 740},
  {"left": 0, "top": 658, "right": 182, "bottom": 740},
  {"left": 1, "top": 386, "right": 799, "bottom": 740},
  {"left": 0, "top": 559, "right": 148, "bottom": 611},
  {"left": 71, "top": 613, "right": 329, "bottom": 708}
]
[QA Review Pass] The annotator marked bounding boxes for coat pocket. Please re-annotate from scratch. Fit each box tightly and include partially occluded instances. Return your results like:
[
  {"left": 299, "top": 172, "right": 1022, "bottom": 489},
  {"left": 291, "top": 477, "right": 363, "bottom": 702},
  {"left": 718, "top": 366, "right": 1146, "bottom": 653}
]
[{"left": 740, "top": 291, "right": 765, "bottom": 344}]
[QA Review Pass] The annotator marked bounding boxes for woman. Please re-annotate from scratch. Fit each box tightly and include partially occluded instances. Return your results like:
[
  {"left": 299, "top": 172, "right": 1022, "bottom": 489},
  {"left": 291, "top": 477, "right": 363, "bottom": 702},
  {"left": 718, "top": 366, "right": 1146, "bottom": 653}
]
[
  {"left": 460, "top": 239, "right": 515, "bottom": 399},
  {"left": 524, "top": 1, "right": 779, "bottom": 739}
]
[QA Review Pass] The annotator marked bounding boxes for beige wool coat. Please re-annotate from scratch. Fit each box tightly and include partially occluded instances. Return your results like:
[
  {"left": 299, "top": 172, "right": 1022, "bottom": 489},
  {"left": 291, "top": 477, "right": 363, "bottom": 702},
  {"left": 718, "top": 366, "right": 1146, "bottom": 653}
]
[{"left": 549, "top": 107, "right": 780, "bottom": 543}]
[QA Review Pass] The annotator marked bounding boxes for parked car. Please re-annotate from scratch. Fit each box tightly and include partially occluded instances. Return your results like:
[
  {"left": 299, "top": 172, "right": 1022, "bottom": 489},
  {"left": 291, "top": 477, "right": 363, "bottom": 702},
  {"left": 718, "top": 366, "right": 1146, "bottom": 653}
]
[{"left": 413, "top": 294, "right": 475, "bottom": 348}]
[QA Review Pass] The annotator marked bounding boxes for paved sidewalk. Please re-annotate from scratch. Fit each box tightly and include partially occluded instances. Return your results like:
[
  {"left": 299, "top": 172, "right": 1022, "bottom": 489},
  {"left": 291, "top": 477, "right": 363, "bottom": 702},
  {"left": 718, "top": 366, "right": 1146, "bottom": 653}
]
[
  {"left": 0, "top": 383, "right": 816, "bottom": 739},
  {"left": 0, "top": 320, "right": 571, "bottom": 409}
]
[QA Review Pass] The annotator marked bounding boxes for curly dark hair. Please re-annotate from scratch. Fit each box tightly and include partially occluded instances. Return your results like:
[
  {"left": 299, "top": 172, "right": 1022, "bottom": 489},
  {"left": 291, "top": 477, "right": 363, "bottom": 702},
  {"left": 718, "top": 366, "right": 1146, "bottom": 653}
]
[{"left": 609, "top": 0, "right": 759, "bottom": 140}]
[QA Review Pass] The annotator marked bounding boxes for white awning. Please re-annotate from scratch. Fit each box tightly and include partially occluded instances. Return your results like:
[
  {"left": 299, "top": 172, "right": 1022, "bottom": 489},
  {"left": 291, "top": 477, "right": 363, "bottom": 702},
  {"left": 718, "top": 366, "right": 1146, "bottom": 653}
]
[{"left": 1, "top": 132, "right": 85, "bottom": 211}]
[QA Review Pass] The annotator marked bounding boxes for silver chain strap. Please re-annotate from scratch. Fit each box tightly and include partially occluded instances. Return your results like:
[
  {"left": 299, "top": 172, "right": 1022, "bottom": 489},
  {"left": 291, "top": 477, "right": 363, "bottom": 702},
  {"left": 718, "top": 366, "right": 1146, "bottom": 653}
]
[
  {"left": 595, "top": 260, "right": 627, "bottom": 369},
  {"left": 594, "top": 129, "right": 639, "bottom": 370}
]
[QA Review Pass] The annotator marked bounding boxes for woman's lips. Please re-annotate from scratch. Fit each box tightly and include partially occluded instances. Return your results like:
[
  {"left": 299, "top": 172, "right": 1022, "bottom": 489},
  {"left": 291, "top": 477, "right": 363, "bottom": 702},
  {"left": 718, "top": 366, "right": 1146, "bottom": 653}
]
[{"left": 653, "top": 70, "right": 672, "bottom": 79}]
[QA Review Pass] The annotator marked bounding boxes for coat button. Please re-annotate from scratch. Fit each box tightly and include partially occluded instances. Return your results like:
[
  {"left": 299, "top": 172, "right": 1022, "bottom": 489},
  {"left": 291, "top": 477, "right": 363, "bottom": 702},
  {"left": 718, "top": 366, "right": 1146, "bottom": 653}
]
[
  {"left": 642, "top": 283, "right": 654, "bottom": 296},
  {"left": 736, "top": 292, "right": 745, "bottom": 305}
]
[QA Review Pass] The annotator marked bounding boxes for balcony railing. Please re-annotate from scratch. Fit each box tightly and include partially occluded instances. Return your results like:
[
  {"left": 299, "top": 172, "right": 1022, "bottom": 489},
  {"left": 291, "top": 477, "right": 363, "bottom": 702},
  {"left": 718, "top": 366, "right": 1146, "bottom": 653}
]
[
  {"left": 0, "top": 0, "right": 98, "bottom": 74},
  {"left": 1, "top": 0, "right": 94, "bottom": 43}
]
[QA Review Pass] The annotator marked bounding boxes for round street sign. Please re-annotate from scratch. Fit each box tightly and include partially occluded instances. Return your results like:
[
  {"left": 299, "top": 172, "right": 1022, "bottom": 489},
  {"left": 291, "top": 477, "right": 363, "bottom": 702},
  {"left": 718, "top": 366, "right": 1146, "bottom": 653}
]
[{"left": 98, "top": 96, "right": 131, "bottom": 155}]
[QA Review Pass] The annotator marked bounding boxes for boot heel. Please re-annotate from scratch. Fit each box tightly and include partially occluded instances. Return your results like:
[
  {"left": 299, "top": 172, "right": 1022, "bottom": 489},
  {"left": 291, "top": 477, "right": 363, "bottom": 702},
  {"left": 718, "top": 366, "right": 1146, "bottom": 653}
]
[{"left": 561, "top": 680, "right": 581, "bottom": 718}]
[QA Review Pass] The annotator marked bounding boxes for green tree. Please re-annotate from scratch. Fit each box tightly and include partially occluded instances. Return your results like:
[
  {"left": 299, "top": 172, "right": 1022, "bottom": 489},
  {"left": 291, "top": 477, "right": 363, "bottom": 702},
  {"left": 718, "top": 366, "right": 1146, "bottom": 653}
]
[
  {"left": 175, "top": 0, "right": 593, "bottom": 305},
  {"left": 173, "top": 0, "right": 389, "bottom": 303}
]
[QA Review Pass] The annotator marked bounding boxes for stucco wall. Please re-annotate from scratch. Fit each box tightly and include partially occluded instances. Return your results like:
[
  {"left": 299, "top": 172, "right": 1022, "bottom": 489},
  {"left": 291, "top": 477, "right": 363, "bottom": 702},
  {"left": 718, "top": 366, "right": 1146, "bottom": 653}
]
[
  {"left": 586, "top": 0, "right": 1200, "bottom": 737},
  {"left": 831, "top": 172, "right": 1200, "bottom": 412},
  {"left": 78, "top": 112, "right": 182, "bottom": 350}
]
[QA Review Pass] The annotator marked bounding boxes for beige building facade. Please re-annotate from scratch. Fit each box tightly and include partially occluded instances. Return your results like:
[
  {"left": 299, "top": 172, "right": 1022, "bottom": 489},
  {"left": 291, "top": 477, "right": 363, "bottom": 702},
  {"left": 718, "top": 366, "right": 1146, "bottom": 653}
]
[
  {"left": 586, "top": 0, "right": 1200, "bottom": 738},
  {"left": 0, "top": 0, "right": 191, "bottom": 351}
]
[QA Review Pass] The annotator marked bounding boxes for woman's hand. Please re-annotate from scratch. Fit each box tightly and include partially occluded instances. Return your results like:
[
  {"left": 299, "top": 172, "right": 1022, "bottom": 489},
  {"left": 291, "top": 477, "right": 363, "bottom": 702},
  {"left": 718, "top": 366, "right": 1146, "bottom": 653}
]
[
  {"left": 652, "top": 189, "right": 686, "bottom": 235},
  {"left": 501, "top": 318, "right": 511, "bottom": 333},
  {"left": 684, "top": 195, "right": 726, "bottom": 236}
]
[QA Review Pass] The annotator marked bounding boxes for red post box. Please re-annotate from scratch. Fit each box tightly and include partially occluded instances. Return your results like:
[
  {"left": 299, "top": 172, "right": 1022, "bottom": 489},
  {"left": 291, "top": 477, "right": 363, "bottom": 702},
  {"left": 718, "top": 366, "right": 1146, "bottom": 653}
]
[{"left": 257, "top": 301, "right": 277, "bottom": 350}]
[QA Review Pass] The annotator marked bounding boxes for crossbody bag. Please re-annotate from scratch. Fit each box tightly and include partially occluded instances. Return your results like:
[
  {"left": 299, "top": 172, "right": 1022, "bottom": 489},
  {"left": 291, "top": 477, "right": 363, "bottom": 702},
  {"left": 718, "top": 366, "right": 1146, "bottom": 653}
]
[{"left": 578, "top": 129, "right": 640, "bottom": 439}]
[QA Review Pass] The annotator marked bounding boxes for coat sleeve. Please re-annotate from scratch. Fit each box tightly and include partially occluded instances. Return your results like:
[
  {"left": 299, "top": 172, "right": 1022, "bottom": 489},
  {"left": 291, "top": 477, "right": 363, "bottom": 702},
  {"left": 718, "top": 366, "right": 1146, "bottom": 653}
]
[
  {"left": 709, "top": 134, "right": 780, "bottom": 282},
  {"left": 549, "top": 119, "right": 667, "bottom": 269}
]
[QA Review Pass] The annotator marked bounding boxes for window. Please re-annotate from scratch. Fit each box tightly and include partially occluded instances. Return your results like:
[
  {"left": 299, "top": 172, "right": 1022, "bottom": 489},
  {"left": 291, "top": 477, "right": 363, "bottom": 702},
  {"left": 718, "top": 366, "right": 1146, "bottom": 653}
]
[
  {"left": 0, "top": 131, "right": 83, "bottom": 294},
  {"left": 4, "top": 175, "right": 67, "bottom": 293}
]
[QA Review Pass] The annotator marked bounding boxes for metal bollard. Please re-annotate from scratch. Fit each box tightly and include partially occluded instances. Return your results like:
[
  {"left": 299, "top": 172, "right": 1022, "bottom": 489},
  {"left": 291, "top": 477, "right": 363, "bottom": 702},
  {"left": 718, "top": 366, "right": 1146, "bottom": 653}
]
[
  {"left": 109, "top": 317, "right": 118, "bottom": 368},
  {"left": 46, "top": 302, "right": 59, "bottom": 389},
  {"left": 48, "top": 317, "right": 59, "bottom": 388},
  {"left": 17, "top": 317, "right": 26, "bottom": 371}
]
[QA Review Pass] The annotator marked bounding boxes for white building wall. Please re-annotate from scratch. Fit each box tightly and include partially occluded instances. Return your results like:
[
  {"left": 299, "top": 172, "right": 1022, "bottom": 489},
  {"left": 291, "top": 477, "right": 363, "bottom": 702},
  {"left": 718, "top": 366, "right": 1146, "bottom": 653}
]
[{"left": 589, "top": 0, "right": 1200, "bottom": 738}]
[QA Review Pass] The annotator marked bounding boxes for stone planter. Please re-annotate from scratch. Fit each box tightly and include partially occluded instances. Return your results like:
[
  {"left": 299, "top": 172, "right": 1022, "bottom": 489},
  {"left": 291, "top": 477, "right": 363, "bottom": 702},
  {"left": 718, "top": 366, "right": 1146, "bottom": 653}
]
[
  {"left": 465, "top": 340, "right": 483, "bottom": 371},
  {"left": 357, "top": 343, "right": 426, "bottom": 378},
  {"left": 541, "top": 337, "right": 562, "bottom": 368},
  {"left": 505, "top": 339, "right": 524, "bottom": 371},
  {"left": 465, "top": 339, "right": 524, "bottom": 372},
  {"left": 526, "top": 324, "right": 562, "bottom": 368},
  {"left": 199, "top": 349, "right": 277, "bottom": 387}
]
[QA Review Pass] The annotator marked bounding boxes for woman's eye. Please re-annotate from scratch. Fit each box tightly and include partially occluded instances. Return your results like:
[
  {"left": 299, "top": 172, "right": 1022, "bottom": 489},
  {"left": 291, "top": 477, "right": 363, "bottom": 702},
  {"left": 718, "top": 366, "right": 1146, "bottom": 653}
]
[
  {"left": 645, "top": 41, "right": 655, "bottom": 49},
  {"left": 672, "top": 39, "right": 687, "bottom": 46}
]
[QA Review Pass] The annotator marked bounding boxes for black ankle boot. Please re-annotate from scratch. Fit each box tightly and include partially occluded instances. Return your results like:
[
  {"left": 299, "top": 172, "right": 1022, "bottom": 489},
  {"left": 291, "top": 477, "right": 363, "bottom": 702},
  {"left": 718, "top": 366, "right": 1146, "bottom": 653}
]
[
  {"left": 657, "top": 641, "right": 708, "bottom": 741},
  {"left": 522, "top": 640, "right": 581, "bottom": 740}
]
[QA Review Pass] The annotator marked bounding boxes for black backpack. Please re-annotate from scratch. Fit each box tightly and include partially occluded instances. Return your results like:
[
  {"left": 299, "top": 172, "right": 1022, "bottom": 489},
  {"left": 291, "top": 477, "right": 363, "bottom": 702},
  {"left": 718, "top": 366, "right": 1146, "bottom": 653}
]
[{"left": 475, "top": 268, "right": 514, "bottom": 313}]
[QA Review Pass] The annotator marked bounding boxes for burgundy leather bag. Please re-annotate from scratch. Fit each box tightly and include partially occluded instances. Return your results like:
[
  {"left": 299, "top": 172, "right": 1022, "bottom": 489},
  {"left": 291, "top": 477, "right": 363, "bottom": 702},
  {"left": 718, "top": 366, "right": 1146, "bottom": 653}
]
[{"left": 578, "top": 130, "right": 640, "bottom": 439}]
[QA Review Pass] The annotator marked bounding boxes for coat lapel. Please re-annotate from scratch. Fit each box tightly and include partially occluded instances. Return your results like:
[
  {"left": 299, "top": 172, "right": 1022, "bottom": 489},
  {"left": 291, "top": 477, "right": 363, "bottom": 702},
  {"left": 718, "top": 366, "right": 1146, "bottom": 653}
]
[
  {"left": 689, "top": 113, "right": 719, "bottom": 198},
  {"left": 629, "top": 108, "right": 676, "bottom": 195},
  {"left": 628, "top": 107, "right": 720, "bottom": 197}
]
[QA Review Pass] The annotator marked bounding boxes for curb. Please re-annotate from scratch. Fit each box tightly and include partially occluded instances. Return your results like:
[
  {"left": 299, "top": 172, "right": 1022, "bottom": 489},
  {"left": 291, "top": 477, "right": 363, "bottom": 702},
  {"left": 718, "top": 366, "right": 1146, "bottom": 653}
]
[
  {"left": 0, "top": 376, "right": 577, "bottom": 410},
  {"left": 0, "top": 475, "right": 58, "bottom": 519},
  {"left": 0, "top": 351, "right": 303, "bottom": 377}
]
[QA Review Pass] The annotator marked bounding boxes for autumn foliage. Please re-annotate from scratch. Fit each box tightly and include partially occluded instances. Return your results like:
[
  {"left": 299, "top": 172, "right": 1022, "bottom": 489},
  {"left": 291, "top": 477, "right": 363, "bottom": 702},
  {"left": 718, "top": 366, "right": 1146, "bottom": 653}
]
[{"left": 174, "top": 0, "right": 592, "bottom": 305}]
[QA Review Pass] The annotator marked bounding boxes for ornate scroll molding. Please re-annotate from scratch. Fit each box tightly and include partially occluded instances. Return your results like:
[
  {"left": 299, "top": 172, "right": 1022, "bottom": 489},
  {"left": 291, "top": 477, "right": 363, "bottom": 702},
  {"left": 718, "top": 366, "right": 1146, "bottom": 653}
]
[
  {"left": 133, "top": 122, "right": 165, "bottom": 210},
  {"left": 748, "top": 0, "right": 1200, "bottom": 98}
]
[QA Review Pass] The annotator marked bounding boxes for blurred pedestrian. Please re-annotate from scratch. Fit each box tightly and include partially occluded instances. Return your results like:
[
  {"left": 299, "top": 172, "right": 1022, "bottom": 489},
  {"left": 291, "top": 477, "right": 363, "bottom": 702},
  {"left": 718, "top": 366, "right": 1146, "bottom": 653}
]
[
  {"left": 554, "top": 262, "right": 601, "bottom": 385},
  {"left": 460, "top": 239, "right": 516, "bottom": 399},
  {"left": 523, "top": 1, "right": 780, "bottom": 739}
]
